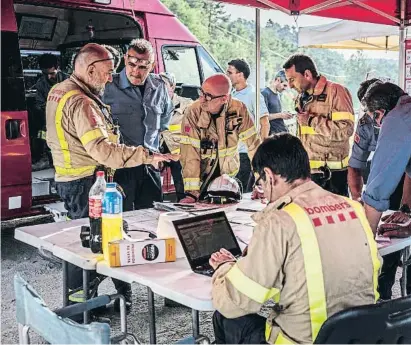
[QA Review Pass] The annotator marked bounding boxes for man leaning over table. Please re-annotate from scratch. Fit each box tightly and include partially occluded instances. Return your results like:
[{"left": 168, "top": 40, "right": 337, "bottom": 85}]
[{"left": 209, "top": 134, "right": 381, "bottom": 344}]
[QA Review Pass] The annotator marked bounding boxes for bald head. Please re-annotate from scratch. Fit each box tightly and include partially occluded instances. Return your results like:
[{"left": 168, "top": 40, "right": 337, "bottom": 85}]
[
  {"left": 203, "top": 74, "right": 232, "bottom": 96},
  {"left": 74, "top": 43, "right": 112, "bottom": 73}
]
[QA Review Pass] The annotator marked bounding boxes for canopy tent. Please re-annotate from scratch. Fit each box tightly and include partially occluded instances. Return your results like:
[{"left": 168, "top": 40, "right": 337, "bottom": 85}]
[
  {"left": 298, "top": 20, "right": 400, "bottom": 51},
  {"left": 214, "top": 0, "right": 410, "bottom": 128}
]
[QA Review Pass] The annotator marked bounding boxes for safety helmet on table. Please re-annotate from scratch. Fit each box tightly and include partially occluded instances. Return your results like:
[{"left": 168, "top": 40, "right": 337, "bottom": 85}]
[{"left": 204, "top": 174, "right": 242, "bottom": 204}]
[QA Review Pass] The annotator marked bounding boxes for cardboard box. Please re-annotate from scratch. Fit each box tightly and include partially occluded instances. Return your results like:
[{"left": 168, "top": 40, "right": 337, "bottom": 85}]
[{"left": 108, "top": 238, "right": 176, "bottom": 267}]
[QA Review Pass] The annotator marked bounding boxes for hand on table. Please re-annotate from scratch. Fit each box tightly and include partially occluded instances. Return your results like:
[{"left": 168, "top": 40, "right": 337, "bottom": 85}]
[
  {"left": 378, "top": 213, "right": 411, "bottom": 238},
  {"left": 381, "top": 211, "right": 410, "bottom": 224},
  {"left": 179, "top": 191, "right": 200, "bottom": 204},
  {"left": 209, "top": 248, "right": 236, "bottom": 270},
  {"left": 251, "top": 186, "right": 266, "bottom": 203}
]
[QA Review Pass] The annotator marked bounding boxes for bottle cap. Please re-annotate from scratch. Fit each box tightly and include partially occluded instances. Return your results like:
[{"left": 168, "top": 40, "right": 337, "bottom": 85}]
[
  {"left": 106, "top": 182, "right": 117, "bottom": 188},
  {"left": 96, "top": 171, "right": 105, "bottom": 177}
]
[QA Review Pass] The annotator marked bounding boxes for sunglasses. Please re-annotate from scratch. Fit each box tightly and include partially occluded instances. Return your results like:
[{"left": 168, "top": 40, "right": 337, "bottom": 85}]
[
  {"left": 198, "top": 88, "right": 226, "bottom": 101},
  {"left": 126, "top": 55, "right": 153, "bottom": 70}
]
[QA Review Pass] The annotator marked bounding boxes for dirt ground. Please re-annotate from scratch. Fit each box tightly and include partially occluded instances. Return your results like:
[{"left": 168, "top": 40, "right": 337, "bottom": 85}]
[{"left": 1, "top": 226, "right": 402, "bottom": 344}]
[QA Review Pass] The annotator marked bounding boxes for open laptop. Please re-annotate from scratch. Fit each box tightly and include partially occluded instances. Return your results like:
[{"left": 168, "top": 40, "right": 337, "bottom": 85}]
[{"left": 172, "top": 211, "right": 242, "bottom": 277}]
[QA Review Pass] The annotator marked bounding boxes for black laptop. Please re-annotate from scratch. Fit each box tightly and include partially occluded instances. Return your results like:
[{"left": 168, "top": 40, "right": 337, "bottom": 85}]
[{"left": 172, "top": 211, "right": 242, "bottom": 277}]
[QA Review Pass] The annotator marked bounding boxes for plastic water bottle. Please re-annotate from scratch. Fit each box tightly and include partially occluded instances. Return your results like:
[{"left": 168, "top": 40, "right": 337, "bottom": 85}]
[
  {"left": 102, "top": 182, "right": 123, "bottom": 261},
  {"left": 88, "top": 171, "right": 106, "bottom": 253}
]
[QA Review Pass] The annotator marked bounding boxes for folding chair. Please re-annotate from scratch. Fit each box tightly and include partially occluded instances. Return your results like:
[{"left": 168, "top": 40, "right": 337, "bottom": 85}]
[
  {"left": 314, "top": 295, "right": 411, "bottom": 344},
  {"left": 14, "top": 274, "right": 137, "bottom": 344}
]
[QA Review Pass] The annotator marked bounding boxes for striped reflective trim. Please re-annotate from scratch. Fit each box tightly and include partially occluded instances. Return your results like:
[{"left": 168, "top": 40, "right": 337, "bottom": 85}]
[
  {"left": 37, "top": 130, "right": 47, "bottom": 140},
  {"left": 68, "top": 289, "right": 86, "bottom": 303},
  {"left": 201, "top": 152, "right": 217, "bottom": 159},
  {"left": 180, "top": 136, "right": 201, "bottom": 149},
  {"left": 331, "top": 111, "right": 354, "bottom": 122},
  {"left": 344, "top": 198, "right": 381, "bottom": 302},
  {"left": 55, "top": 165, "right": 96, "bottom": 177},
  {"left": 228, "top": 168, "right": 239, "bottom": 178},
  {"left": 274, "top": 330, "right": 294, "bottom": 344},
  {"left": 226, "top": 264, "right": 280, "bottom": 304},
  {"left": 309, "top": 157, "right": 349, "bottom": 170},
  {"left": 219, "top": 146, "right": 238, "bottom": 158},
  {"left": 183, "top": 178, "right": 201, "bottom": 191},
  {"left": 300, "top": 126, "right": 317, "bottom": 135},
  {"left": 283, "top": 203, "right": 327, "bottom": 342},
  {"left": 55, "top": 90, "right": 81, "bottom": 168},
  {"left": 169, "top": 124, "right": 181, "bottom": 132},
  {"left": 171, "top": 148, "right": 180, "bottom": 154},
  {"left": 80, "top": 128, "right": 104, "bottom": 146},
  {"left": 239, "top": 127, "right": 257, "bottom": 141}
]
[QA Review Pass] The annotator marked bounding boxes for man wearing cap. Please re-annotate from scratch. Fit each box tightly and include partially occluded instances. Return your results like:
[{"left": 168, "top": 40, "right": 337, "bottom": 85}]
[
  {"left": 103, "top": 39, "right": 173, "bottom": 210},
  {"left": 159, "top": 71, "right": 193, "bottom": 201},
  {"left": 262, "top": 70, "right": 293, "bottom": 135}
]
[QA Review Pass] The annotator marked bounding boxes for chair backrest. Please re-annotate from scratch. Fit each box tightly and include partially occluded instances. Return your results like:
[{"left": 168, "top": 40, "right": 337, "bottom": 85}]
[
  {"left": 14, "top": 274, "right": 110, "bottom": 344},
  {"left": 314, "top": 296, "right": 411, "bottom": 344}
]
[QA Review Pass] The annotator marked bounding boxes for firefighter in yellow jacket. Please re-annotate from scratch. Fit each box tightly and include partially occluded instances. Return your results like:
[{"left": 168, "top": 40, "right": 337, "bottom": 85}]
[
  {"left": 210, "top": 134, "right": 381, "bottom": 344},
  {"left": 283, "top": 54, "right": 354, "bottom": 196},
  {"left": 179, "top": 74, "right": 261, "bottom": 203},
  {"left": 46, "top": 43, "right": 175, "bottom": 312}
]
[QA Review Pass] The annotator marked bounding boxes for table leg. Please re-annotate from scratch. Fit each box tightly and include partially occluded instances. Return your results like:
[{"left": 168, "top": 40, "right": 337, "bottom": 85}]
[
  {"left": 192, "top": 309, "right": 200, "bottom": 338},
  {"left": 83, "top": 269, "right": 90, "bottom": 324},
  {"left": 147, "top": 287, "right": 157, "bottom": 344},
  {"left": 401, "top": 246, "right": 410, "bottom": 297},
  {"left": 62, "top": 260, "right": 68, "bottom": 307}
]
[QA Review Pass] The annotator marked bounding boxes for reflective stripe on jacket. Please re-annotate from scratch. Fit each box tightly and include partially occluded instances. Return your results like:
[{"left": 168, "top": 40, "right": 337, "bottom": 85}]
[
  {"left": 46, "top": 75, "right": 154, "bottom": 182},
  {"left": 180, "top": 97, "right": 261, "bottom": 192},
  {"left": 161, "top": 94, "right": 193, "bottom": 154},
  {"left": 295, "top": 76, "right": 354, "bottom": 172},
  {"left": 212, "top": 181, "right": 381, "bottom": 344}
]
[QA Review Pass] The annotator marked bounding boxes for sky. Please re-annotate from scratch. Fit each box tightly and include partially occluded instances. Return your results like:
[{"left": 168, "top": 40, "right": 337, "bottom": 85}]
[{"left": 222, "top": 3, "right": 400, "bottom": 60}]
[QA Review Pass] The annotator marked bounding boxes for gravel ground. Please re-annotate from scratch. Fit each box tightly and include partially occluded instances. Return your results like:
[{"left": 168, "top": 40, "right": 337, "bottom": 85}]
[{"left": 1, "top": 227, "right": 403, "bottom": 344}]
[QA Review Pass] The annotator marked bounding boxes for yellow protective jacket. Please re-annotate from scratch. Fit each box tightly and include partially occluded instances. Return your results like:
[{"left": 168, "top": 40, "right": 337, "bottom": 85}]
[
  {"left": 212, "top": 181, "right": 381, "bottom": 344},
  {"left": 161, "top": 93, "right": 193, "bottom": 154},
  {"left": 180, "top": 97, "right": 261, "bottom": 193},
  {"left": 296, "top": 76, "right": 354, "bottom": 172},
  {"left": 46, "top": 75, "right": 155, "bottom": 182}
]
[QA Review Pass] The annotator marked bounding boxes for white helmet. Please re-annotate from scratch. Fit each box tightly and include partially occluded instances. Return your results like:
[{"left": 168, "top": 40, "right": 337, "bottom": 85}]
[{"left": 204, "top": 174, "right": 242, "bottom": 204}]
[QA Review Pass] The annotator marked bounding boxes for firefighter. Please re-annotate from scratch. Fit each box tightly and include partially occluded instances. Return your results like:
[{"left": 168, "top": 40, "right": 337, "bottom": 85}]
[
  {"left": 46, "top": 43, "right": 175, "bottom": 313},
  {"left": 283, "top": 54, "right": 354, "bottom": 196},
  {"left": 210, "top": 134, "right": 381, "bottom": 344},
  {"left": 159, "top": 71, "right": 193, "bottom": 201},
  {"left": 179, "top": 74, "right": 261, "bottom": 203}
]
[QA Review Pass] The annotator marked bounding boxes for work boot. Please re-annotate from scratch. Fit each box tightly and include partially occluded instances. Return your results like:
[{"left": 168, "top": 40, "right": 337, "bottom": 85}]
[{"left": 114, "top": 284, "right": 132, "bottom": 312}]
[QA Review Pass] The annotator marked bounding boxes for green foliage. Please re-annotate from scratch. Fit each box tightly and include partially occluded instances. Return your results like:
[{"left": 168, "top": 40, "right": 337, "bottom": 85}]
[{"left": 161, "top": 0, "right": 398, "bottom": 109}]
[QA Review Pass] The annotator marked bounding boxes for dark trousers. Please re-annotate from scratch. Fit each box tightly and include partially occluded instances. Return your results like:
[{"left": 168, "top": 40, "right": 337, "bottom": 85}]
[
  {"left": 114, "top": 165, "right": 162, "bottom": 211},
  {"left": 169, "top": 160, "right": 185, "bottom": 201},
  {"left": 237, "top": 153, "right": 255, "bottom": 193},
  {"left": 213, "top": 311, "right": 266, "bottom": 344},
  {"left": 56, "top": 176, "right": 129, "bottom": 296},
  {"left": 311, "top": 169, "right": 349, "bottom": 197}
]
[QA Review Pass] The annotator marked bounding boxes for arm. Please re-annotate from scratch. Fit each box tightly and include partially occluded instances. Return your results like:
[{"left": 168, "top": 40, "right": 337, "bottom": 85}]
[
  {"left": 348, "top": 167, "right": 364, "bottom": 201},
  {"left": 238, "top": 104, "right": 261, "bottom": 163},
  {"left": 160, "top": 88, "right": 174, "bottom": 132},
  {"left": 212, "top": 214, "right": 287, "bottom": 318},
  {"left": 34, "top": 79, "right": 48, "bottom": 114},
  {"left": 180, "top": 107, "right": 202, "bottom": 195},
  {"left": 308, "top": 84, "right": 354, "bottom": 141},
  {"left": 260, "top": 115, "right": 269, "bottom": 140},
  {"left": 402, "top": 174, "right": 411, "bottom": 206},
  {"left": 73, "top": 98, "right": 155, "bottom": 168}
]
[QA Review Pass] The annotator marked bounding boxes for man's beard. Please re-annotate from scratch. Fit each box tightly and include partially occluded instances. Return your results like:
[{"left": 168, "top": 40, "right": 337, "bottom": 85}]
[{"left": 90, "top": 82, "right": 105, "bottom": 97}]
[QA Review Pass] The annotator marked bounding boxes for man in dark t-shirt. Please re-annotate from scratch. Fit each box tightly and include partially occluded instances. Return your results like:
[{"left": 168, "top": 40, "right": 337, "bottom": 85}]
[{"left": 261, "top": 70, "right": 292, "bottom": 134}]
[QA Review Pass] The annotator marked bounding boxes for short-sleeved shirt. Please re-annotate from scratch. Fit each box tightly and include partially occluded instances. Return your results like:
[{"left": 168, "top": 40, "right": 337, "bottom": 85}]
[
  {"left": 363, "top": 95, "right": 411, "bottom": 212},
  {"left": 231, "top": 84, "right": 268, "bottom": 154},
  {"left": 103, "top": 69, "right": 173, "bottom": 151},
  {"left": 348, "top": 115, "right": 378, "bottom": 170},
  {"left": 261, "top": 87, "right": 288, "bottom": 134}
]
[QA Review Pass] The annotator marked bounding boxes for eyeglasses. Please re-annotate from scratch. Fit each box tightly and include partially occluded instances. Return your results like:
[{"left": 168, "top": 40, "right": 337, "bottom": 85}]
[
  {"left": 198, "top": 88, "right": 226, "bottom": 101},
  {"left": 126, "top": 55, "right": 153, "bottom": 70},
  {"left": 87, "top": 58, "right": 114, "bottom": 70}
]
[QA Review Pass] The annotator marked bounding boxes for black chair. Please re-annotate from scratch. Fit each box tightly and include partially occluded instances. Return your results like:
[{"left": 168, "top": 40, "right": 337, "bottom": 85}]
[{"left": 314, "top": 295, "right": 411, "bottom": 344}]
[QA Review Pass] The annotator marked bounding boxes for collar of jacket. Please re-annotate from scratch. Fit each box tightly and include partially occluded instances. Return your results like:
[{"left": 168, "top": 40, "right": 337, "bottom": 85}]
[
  {"left": 252, "top": 180, "right": 318, "bottom": 222},
  {"left": 196, "top": 97, "right": 231, "bottom": 129},
  {"left": 70, "top": 74, "right": 110, "bottom": 111},
  {"left": 311, "top": 75, "right": 328, "bottom": 96},
  {"left": 118, "top": 68, "right": 157, "bottom": 92}
]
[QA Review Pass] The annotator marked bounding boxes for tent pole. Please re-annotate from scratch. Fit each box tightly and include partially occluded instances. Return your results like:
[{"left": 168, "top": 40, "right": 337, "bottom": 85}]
[{"left": 255, "top": 7, "right": 261, "bottom": 132}]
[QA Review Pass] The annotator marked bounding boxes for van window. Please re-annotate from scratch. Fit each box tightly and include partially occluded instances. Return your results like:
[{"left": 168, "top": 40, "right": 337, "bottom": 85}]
[
  {"left": 197, "top": 46, "right": 221, "bottom": 80},
  {"left": 162, "top": 46, "right": 201, "bottom": 86}
]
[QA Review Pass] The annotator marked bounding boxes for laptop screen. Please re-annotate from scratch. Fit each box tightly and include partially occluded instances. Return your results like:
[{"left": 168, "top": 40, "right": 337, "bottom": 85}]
[{"left": 172, "top": 211, "right": 242, "bottom": 267}]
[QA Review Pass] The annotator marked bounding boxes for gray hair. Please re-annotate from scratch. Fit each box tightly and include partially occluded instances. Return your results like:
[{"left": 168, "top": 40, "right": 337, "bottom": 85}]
[{"left": 128, "top": 39, "right": 154, "bottom": 60}]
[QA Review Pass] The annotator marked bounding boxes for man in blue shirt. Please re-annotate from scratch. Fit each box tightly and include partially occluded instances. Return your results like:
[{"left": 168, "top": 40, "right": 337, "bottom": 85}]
[
  {"left": 261, "top": 70, "right": 292, "bottom": 134},
  {"left": 226, "top": 58, "right": 269, "bottom": 192},
  {"left": 103, "top": 39, "right": 173, "bottom": 211},
  {"left": 361, "top": 82, "right": 411, "bottom": 234}
]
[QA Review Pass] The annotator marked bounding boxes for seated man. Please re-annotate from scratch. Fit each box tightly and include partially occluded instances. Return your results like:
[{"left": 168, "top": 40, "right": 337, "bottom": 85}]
[
  {"left": 179, "top": 74, "right": 260, "bottom": 203},
  {"left": 210, "top": 134, "right": 381, "bottom": 344}
]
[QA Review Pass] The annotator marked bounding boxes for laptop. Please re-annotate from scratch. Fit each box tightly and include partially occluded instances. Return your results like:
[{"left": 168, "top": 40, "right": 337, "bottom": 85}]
[{"left": 172, "top": 211, "right": 242, "bottom": 277}]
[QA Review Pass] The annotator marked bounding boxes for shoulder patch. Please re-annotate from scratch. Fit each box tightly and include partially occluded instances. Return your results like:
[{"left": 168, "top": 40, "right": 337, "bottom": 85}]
[{"left": 354, "top": 133, "right": 360, "bottom": 144}]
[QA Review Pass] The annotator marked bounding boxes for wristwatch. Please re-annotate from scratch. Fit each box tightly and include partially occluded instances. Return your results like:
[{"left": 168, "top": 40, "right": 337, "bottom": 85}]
[{"left": 400, "top": 204, "right": 411, "bottom": 215}]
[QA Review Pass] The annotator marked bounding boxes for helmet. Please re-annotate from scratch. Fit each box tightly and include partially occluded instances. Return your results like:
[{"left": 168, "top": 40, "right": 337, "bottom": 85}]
[{"left": 204, "top": 174, "right": 242, "bottom": 204}]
